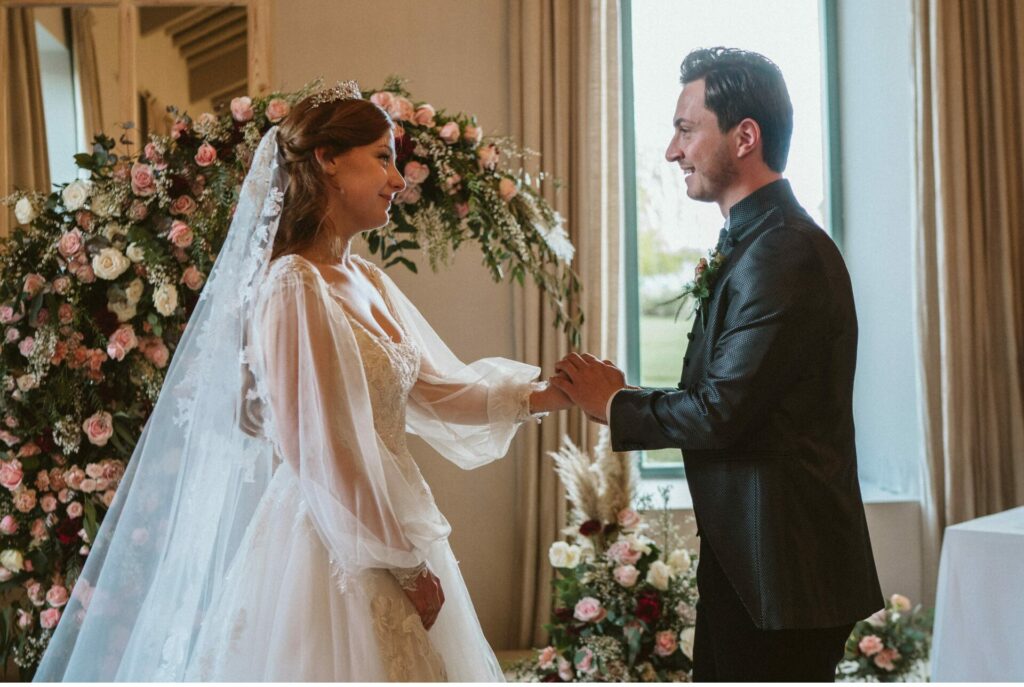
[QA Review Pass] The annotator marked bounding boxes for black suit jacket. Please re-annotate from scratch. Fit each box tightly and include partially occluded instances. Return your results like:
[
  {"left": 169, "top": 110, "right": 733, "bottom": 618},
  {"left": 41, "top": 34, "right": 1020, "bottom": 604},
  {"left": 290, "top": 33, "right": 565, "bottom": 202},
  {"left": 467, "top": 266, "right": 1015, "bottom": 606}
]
[{"left": 611, "top": 180, "right": 882, "bottom": 630}]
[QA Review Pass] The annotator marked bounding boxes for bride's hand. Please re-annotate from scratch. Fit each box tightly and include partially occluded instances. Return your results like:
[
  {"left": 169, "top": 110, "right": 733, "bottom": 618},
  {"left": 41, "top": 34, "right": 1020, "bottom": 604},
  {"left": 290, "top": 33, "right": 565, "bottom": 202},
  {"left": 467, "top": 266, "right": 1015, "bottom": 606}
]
[
  {"left": 403, "top": 569, "right": 445, "bottom": 630},
  {"left": 529, "top": 378, "right": 575, "bottom": 413}
]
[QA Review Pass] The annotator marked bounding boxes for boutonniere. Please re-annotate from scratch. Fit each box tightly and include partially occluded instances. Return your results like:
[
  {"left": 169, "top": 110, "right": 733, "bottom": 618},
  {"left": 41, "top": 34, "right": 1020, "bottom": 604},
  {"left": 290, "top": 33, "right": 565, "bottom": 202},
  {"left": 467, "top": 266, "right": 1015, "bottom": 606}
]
[{"left": 674, "top": 249, "right": 726, "bottom": 327}]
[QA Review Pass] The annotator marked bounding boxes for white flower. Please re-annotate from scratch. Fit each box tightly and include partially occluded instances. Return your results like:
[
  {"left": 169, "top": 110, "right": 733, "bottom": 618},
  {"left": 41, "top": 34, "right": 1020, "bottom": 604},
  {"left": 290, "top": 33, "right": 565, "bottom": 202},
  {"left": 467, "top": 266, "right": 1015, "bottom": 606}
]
[
  {"left": 15, "top": 374, "right": 37, "bottom": 392},
  {"left": 890, "top": 593, "right": 911, "bottom": 612},
  {"left": 0, "top": 549, "right": 24, "bottom": 573},
  {"left": 107, "top": 301, "right": 137, "bottom": 323},
  {"left": 679, "top": 627, "right": 696, "bottom": 659},
  {"left": 548, "top": 541, "right": 582, "bottom": 569},
  {"left": 126, "top": 243, "right": 146, "bottom": 263},
  {"left": 539, "top": 214, "right": 575, "bottom": 264},
  {"left": 153, "top": 283, "right": 179, "bottom": 317},
  {"left": 625, "top": 533, "right": 653, "bottom": 555},
  {"left": 101, "top": 223, "right": 127, "bottom": 242},
  {"left": 646, "top": 560, "right": 673, "bottom": 591},
  {"left": 91, "top": 190, "right": 119, "bottom": 218},
  {"left": 61, "top": 180, "right": 91, "bottom": 211},
  {"left": 125, "top": 278, "right": 145, "bottom": 306},
  {"left": 14, "top": 197, "right": 36, "bottom": 225},
  {"left": 92, "top": 248, "right": 131, "bottom": 280},
  {"left": 668, "top": 548, "right": 691, "bottom": 574}
]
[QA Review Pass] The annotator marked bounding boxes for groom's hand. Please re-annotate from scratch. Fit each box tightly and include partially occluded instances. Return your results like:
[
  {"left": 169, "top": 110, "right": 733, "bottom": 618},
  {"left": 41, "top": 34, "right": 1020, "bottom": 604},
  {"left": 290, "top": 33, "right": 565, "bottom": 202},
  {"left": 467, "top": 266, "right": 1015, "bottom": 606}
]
[{"left": 550, "top": 353, "right": 626, "bottom": 424}]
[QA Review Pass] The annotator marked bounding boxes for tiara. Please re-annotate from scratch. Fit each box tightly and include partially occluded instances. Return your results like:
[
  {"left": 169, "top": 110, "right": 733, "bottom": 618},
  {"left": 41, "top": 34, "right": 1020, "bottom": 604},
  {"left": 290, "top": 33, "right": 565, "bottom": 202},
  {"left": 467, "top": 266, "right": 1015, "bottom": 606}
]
[{"left": 309, "top": 80, "right": 362, "bottom": 108}]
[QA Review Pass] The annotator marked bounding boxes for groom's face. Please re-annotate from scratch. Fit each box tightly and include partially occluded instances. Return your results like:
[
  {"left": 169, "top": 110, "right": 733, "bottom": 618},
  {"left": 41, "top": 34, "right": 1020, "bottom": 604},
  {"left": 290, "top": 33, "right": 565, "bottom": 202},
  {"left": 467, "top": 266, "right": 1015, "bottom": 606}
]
[{"left": 665, "top": 79, "right": 737, "bottom": 206}]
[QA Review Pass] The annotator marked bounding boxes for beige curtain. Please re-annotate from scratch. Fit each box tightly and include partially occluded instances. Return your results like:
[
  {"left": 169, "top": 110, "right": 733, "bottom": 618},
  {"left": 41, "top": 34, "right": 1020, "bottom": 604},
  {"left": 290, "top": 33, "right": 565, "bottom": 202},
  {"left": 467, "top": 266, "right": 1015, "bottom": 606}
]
[
  {"left": 2, "top": 7, "right": 50, "bottom": 238},
  {"left": 71, "top": 7, "right": 104, "bottom": 146},
  {"left": 509, "top": 0, "right": 622, "bottom": 648},
  {"left": 913, "top": 0, "right": 1024, "bottom": 603}
]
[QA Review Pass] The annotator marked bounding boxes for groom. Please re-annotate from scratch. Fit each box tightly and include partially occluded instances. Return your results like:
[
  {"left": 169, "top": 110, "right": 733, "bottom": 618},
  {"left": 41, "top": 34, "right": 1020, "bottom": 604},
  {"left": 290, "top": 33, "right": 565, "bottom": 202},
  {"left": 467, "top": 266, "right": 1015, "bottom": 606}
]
[{"left": 551, "top": 47, "right": 883, "bottom": 681}]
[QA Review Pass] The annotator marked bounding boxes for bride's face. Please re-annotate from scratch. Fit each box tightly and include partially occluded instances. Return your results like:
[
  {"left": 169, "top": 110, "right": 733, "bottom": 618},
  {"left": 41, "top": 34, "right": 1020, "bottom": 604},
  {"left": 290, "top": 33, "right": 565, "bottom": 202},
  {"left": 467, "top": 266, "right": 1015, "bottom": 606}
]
[{"left": 322, "top": 130, "right": 406, "bottom": 233}]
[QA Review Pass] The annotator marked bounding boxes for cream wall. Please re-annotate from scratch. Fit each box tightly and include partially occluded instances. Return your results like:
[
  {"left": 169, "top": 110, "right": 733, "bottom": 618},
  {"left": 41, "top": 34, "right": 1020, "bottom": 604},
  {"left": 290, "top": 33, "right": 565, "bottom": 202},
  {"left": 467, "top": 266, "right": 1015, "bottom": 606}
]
[{"left": 271, "top": 0, "right": 521, "bottom": 649}]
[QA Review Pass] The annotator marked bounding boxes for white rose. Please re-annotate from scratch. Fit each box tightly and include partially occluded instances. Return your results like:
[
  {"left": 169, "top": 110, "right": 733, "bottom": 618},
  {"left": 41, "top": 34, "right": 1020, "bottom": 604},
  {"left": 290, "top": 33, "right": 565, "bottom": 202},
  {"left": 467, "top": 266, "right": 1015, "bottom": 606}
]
[
  {"left": 125, "top": 278, "right": 144, "bottom": 306},
  {"left": 646, "top": 560, "right": 673, "bottom": 591},
  {"left": 61, "top": 180, "right": 91, "bottom": 211},
  {"left": 107, "top": 301, "right": 137, "bottom": 323},
  {"left": 15, "top": 374, "right": 37, "bottom": 392},
  {"left": 0, "top": 548, "right": 24, "bottom": 573},
  {"left": 14, "top": 197, "right": 36, "bottom": 225},
  {"left": 153, "top": 283, "right": 179, "bottom": 317},
  {"left": 679, "top": 627, "right": 696, "bottom": 659},
  {"left": 668, "top": 548, "right": 691, "bottom": 573},
  {"left": 92, "top": 248, "right": 131, "bottom": 281},
  {"left": 126, "top": 243, "right": 146, "bottom": 263},
  {"left": 625, "top": 533, "right": 653, "bottom": 556},
  {"left": 548, "top": 541, "right": 582, "bottom": 569}
]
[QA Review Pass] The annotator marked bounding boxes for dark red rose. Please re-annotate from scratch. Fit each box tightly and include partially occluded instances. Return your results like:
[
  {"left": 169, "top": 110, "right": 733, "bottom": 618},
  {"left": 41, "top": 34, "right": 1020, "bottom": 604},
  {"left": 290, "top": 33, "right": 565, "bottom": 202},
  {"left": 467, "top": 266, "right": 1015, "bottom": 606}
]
[
  {"left": 394, "top": 131, "right": 416, "bottom": 168},
  {"left": 579, "top": 519, "right": 601, "bottom": 537},
  {"left": 635, "top": 591, "right": 662, "bottom": 625},
  {"left": 541, "top": 674, "right": 563, "bottom": 682},
  {"left": 603, "top": 523, "right": 618, "bottom": 536},
  {"left": 554, "top": 606, "right": 574, "bottom": 622},
  {"left": 56, "top": 516, "right": 83, "bottom": 545}
]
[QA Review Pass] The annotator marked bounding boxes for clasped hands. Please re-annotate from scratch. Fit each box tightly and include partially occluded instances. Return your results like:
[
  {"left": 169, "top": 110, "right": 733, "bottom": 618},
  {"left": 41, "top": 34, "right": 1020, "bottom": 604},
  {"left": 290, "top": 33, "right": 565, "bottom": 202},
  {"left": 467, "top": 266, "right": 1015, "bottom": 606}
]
[{"left": 534, "top": 353, "right": 630, "bottom": 424}]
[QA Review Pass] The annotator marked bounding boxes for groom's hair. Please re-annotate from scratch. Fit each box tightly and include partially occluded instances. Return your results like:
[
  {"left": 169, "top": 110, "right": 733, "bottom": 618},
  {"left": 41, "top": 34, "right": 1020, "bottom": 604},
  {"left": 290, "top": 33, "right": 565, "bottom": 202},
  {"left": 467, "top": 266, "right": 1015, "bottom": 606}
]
[
  {"left": 679, "top": 47, "right": 794, "bottom": 172},
  {"left": 272, "top": 96, "right": 392, "bottom": 260}
]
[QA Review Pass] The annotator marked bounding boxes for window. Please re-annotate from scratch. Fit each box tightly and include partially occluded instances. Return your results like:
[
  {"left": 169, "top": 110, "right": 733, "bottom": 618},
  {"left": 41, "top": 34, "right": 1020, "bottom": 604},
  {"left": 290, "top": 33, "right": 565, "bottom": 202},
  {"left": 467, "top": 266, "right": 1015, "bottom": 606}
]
[{"left": 621, "top": 0, "right": 840, "bottom": 477}]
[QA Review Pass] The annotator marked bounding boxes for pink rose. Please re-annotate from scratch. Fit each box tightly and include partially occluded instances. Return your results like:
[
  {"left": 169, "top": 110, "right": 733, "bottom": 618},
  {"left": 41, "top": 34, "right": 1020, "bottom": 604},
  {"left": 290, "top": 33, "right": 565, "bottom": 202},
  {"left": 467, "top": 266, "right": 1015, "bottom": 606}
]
[
  {"left": 170, "top": 195, "right": 197, "bottom": 216},
  {"left": 16, "top": 442, "right": 39, "bottom": 458},
  {"left": 18, "top": 337, "right": 35, "bottom": 357},
  {"left": 23, "top": 273, "right": 46, "bottom": 298},
  {"left": 413, "top": 104, "right": 436, "bottom": 127},
  {"left": 655, "top": 630, "right": 679, "bottom": 657},
  {"left": 40, "top": 607, "right": 61, "bottom": 630},
  {"left": 57, "top": 487, "right": 72, "bottom": 503},
  {"left": 128, "top": 199, "right": 149, "bottom": 222},
  {"left": 53, "top": 276, "right": 71, "bottom": 295},
  {"left": 58, "top": 303, "right": 74, "bottom": 324},
  {"left": 403, "top": 161, "right": 430, "bottom": 185},
  {"left": 230, "top": 96, "right": 254, "bottom": 122},
  {"left": 444, "top": 173, "right": 462, "bottom": 194},
  {"left": 64, "top": 466, "right": 86, "bottom": 491},
  {"left": 82, "top": 411, "right": 114, "bottom": 447},
  {"left": 618, "top": 508, "right": 642, "bottom": 530},
  {"left": 265, "top": 97, "right": 290, "bottom": 123},
  {"left": 613, "top": 564, "right": 640, "bottom": 587},
  {"left": 557, "top": 657, "right": 573, "bottom": 681},
  {"left": 575, "top": 647, "right": 596, "bottom": 675},
  {"left": 463, "top": 124, "right": 482, "bottom": 145},
  {"left": 16, "top": 609, "right": 33, "bottom": 630},
  {"left": 455, "top": 202, "right": 469, "bottom": 219},
  {"left": 171, "top": 119, "right": 188, "bottom": 139},
  {"left": 386, "top": 96, "right": 415, "bottom": 122},
  {"left": 873, "top": 647, "right": 900, "bottom": 671},
  {"left": 0, "top": 460, "right": 24, "bottom": 491},
  {"left": 499, "top": 177, "right": 519, "bottom": 201},
  {"left": 58, "top": 229, "right": 84, "bottom": 258},
  {"left": 866, "top": 609, "right": 888, "bottom": 628},
  {"left": 168, "top": 220, "right": 194, "bottom": 248},
  {"left": 194, "top": 142, "right": 218, "bottom": 167},
  {"left": 889, "top": 593, "right": 911, "bottom": 612},
  {"left": 102, "top": 489, "right": 115, "bottom": 507},
  {"left": 538, "top": 646, "right": 558, "bottom": 670},
  {"left": 46, "top": 585, "right": 69, "bottom": 608},
  {"left": 106, "top": 324, "right": 138, "bottom": 361},
  {"left": 29, "top": 518, "right": 46, "bottom": 540},
  {"left": 395, "top": 184, "right": 422, "bottom": 205},
  {"left": 143, "top": 142, "right": 166, "bottom": 169},
  {"left": 130, "top": 162, "right": 157, "bottom": 196},
  {"left": 14, "top": 488, "right": 36, "bottom": 513},
  {"left": 0, "top": 515, "right": 17, "bottom": 535},
  {"left": 0, "top": 430, "right": 20, "bottom": 447},
  {"left": 140, "top": 337, "right": 170, "bottom": 368},
  {"left": 477, "top": 144, "right": 499, "bottom": 170},
  {"left": 573, "top": 596, "right": 606, "bottom": 623},
  {"left": 6, "top": 328, "right": 21, "bottom": 343},
  {"left": 858, "top": 634, "right": 884, "bottom": 657},
  {"left": 79, "top": 478, "right": 96, "bottom": 494},
  {"left": 439, "top": 121, "right": 461, "bottom": 144},
  {"left": 606, "top": 539, "right": 642, "bottom": 565},
  {"left": 66, "top": 501, "right": 83, "bottom": 519},
  {"left": 370, "top": 91, "right": 394, "bottom": 110},
  {"left": 180, "top": 266, "right": 206, "bottom": 291},
  {"left": 41, "top": 493, "right": 58, "bottom": 513}
]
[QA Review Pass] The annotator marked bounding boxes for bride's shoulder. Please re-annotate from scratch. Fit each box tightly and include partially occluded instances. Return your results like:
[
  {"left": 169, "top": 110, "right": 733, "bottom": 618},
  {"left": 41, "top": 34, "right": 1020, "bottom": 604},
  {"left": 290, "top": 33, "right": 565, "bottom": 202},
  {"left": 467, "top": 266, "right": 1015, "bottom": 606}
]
[{"left": 261, "top": 255, "right": 326, "bottom": 298}]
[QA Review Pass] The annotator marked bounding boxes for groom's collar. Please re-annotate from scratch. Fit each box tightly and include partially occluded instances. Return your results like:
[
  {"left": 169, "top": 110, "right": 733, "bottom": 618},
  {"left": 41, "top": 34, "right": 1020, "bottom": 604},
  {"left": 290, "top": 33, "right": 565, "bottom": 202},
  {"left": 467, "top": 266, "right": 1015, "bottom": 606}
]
[{"left": 724, "top": 178, "right": 796, "bottom": 245}]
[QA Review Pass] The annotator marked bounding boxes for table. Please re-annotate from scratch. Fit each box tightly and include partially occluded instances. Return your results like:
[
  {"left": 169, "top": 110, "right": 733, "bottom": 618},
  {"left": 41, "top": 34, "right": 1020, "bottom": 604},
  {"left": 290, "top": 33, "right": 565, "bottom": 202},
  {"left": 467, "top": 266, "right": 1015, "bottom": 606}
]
[{"left": 931, "top": 506, "right": 1024, "bottom": 681}]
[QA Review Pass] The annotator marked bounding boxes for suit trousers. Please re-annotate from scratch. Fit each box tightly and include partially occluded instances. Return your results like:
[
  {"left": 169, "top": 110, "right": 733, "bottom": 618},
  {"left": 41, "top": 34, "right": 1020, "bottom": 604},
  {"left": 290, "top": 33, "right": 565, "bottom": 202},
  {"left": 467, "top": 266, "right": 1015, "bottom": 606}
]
[{"left": 692, "top": 537, "right": 854, "bottom": 682}]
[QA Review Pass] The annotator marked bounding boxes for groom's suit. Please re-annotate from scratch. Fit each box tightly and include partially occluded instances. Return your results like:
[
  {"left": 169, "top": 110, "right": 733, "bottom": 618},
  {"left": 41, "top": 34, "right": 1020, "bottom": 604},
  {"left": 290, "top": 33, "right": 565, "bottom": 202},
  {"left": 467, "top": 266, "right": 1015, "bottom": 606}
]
[{"left": 610, "top": 180, "right": 882, "bottom": 677}]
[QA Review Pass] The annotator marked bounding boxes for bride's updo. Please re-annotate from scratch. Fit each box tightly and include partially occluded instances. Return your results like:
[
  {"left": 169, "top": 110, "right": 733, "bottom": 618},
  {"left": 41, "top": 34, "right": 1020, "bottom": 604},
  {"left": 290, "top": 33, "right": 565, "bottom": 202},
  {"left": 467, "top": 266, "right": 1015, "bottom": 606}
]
[{"left": 272, "top": 95, "right": 392, "bottom": 259}]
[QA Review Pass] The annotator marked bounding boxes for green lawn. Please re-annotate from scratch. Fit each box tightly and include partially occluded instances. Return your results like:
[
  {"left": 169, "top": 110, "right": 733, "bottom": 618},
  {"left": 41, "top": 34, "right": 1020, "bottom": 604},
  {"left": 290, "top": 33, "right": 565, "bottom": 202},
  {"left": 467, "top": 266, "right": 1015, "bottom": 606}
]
[{"left": 637, "top": 315, "right": 693, "bottom": 467}]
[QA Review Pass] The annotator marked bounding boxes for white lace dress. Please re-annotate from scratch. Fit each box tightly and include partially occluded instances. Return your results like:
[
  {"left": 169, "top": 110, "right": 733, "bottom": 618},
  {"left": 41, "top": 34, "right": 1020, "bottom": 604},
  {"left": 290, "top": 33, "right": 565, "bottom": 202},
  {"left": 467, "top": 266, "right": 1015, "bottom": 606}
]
[{"left": 180, "top": 256, "right": 528, "bottom": 681}]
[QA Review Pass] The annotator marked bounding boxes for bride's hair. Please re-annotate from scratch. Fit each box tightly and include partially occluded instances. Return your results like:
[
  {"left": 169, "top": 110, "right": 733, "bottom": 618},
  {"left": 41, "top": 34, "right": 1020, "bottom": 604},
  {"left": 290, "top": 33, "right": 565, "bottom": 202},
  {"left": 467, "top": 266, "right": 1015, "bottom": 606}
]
[{"left": 272, "top": 96, "right": 392, "bottom": 259}]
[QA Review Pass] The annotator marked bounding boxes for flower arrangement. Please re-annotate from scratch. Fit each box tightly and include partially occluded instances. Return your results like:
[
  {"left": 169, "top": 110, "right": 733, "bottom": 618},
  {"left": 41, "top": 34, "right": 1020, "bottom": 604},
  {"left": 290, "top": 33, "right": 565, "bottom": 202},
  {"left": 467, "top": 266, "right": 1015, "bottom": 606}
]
[
  {"left": 837, "top": 594, "right": 933, "bottom": 682},
  {"left": 672, "top": 248, "right": 724, "bottom": 328},
  {"left": 0, "top": 79, "right": 577, "bottom": 677},
  {"left": 510, "top": 433, "right": 698, "bottom": 682},
  {"left": 364, "top": 76, "right": 581, "bottom": 342}
]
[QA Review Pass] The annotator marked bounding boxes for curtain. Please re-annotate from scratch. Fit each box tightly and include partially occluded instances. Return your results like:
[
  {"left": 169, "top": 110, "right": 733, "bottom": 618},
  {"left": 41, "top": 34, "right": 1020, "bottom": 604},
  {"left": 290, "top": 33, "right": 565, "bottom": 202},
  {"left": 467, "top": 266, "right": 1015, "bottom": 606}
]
[
  {"left": 71, "top": 7, "right": 104, "bottom": 146},
  {"left": 912, "top": 0, "right": 1024, "bottom": 603},
  {"left": 2, "top": 7, "right": 50, "bottom": 238},
  {"left": 509, "top": 0, "right": 623, "bottom": 648}
]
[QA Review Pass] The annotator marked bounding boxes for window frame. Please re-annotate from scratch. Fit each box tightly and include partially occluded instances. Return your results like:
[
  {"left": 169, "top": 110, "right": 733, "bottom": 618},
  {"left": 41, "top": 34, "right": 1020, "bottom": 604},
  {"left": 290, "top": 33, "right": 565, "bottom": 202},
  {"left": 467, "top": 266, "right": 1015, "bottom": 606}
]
[{"left": 620, "top": 0, "right": 844, "bottom": 479}]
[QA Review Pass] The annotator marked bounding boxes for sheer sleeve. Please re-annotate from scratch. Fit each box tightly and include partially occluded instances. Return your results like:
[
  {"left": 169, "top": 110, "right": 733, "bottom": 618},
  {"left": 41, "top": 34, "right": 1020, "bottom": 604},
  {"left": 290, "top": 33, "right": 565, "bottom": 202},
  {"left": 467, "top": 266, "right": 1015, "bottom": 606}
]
[
  {"left": 254, "top": 258, "right": 450, "bottom": 573},
  {"left": 367, "top": 261, "right": 543, "bottom": 470}
]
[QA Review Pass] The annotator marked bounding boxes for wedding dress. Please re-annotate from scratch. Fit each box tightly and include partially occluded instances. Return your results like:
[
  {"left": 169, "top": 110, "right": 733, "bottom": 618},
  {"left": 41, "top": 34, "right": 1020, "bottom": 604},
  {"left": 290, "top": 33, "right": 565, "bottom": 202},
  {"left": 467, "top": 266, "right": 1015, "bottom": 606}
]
[{"left": 35, "top": 125, "right": 536, "bottom": 681}]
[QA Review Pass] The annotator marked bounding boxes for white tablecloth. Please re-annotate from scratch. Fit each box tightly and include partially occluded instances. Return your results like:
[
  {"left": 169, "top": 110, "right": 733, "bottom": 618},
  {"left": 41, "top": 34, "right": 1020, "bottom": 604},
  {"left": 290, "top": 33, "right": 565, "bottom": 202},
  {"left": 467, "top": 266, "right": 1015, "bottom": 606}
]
[{"left": 931, "top": 506, "right": 1024, "bottom": 682}]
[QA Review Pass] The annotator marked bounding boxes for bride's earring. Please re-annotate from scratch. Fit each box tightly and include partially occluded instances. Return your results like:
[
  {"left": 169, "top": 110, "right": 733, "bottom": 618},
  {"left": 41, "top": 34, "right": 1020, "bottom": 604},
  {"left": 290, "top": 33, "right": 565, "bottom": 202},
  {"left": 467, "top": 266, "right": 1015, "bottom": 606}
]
[{"left": 330, "top": 236, "right": 343, "bottom": 260}]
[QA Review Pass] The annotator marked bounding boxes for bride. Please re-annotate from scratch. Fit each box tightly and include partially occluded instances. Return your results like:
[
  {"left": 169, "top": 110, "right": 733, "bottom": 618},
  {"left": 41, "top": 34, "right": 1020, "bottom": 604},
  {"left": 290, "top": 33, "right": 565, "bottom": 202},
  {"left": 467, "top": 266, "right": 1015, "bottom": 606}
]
[{"left": 35, "top": 81, "right": 571, "bottom": 681}]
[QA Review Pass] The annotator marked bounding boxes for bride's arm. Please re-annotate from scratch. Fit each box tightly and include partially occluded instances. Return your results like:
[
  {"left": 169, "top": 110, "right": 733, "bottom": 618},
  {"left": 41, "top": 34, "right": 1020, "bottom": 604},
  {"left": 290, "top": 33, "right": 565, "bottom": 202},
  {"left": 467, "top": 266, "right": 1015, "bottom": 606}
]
[{"left": 411, "top": 366, "right": 570, "bottom": 425}]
